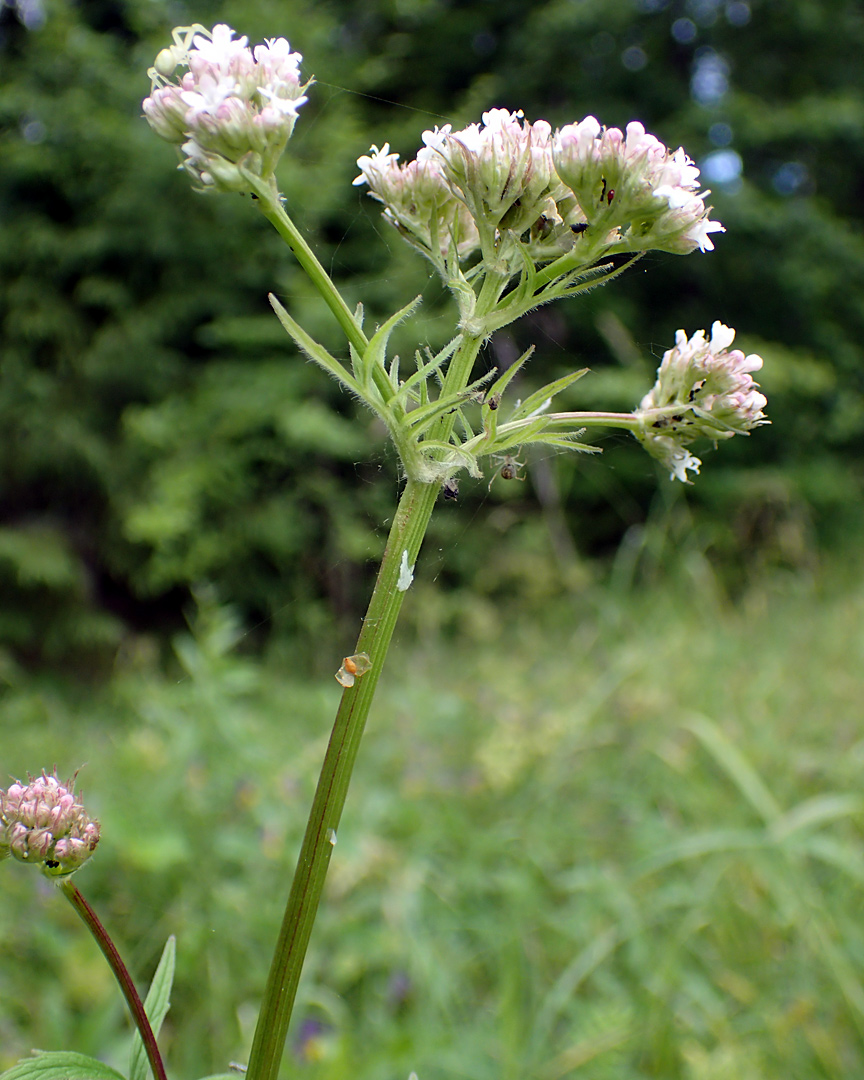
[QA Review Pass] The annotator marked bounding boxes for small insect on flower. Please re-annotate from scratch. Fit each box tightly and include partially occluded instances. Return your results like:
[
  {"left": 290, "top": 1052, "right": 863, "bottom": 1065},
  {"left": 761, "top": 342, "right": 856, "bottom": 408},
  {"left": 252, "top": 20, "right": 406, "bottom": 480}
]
[{"left": 488, "top": 452, "right": 526, "bottom": 490}]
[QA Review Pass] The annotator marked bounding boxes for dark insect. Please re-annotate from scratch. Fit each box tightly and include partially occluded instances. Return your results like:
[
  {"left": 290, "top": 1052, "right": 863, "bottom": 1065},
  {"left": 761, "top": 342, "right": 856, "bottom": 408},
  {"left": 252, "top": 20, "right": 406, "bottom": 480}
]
[
  {"left": 485, "top": 392, "right": 501, "bottom": 411},
  {"left": 442, "top": 478, "right": 459, "bottom": 501},
  {"left": 570, "top": 222, "right": 589, "bottom": 236}
]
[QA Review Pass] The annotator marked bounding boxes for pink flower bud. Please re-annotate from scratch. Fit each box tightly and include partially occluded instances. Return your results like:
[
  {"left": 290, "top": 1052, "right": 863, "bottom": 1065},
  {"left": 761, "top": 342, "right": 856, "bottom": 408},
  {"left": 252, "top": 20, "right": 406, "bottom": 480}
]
[
  {"left": 0, "top": 770, "right": 100, "bottom": 877},
  {"left": 143, "top": 24, "right": 310, "bottom": 192}
]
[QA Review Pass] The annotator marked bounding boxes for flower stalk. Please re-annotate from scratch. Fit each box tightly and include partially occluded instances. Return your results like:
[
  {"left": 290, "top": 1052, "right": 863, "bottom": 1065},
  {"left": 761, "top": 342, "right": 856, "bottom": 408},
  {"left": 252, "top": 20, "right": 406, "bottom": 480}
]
[
  {"left": 245, "top": 475, "right": 440, "bottom": 1080},
  {"left": 60, "top": 879, "right": 168, "bottom": 1080}
]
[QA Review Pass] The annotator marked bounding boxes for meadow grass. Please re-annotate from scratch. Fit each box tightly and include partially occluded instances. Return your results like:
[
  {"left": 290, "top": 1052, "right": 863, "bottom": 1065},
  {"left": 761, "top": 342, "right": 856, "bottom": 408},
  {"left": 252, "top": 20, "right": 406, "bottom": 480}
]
[{"left": 1, "top": 552, "right": 863, "bottom": 1079}]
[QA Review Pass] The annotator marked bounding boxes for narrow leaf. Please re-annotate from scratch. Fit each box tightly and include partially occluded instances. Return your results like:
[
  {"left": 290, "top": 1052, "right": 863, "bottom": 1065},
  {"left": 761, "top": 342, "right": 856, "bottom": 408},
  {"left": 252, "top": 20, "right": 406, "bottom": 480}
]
[
  {"left": 396, "top": 338, "right": 461, "bottom": 405},
  {"left": 527, "top": 435, "right": 601, "bottom": 453},
  {"left": 771, "top": 793, "right": 864, "bottom": 842},
  {"left": 683, "top": 714, "right": 782, "bottom": 826},
  {"left": 0, "top": 1052, "right": 127, "bottom": 1080},
  {"left": 406, "top": 371, "right": 496, "bottom": 434},
  {"left": 268, "top": 294, "right": 363, "bottom": 398},
  {"left": 359, "top": 295, "right": 423, "bottom": 391},
  {"left": 129, "top": 936, "right": 176, "bottom": 1080},
  {"left": 484, "top": 346, "right": 535, "bottom": 402}
]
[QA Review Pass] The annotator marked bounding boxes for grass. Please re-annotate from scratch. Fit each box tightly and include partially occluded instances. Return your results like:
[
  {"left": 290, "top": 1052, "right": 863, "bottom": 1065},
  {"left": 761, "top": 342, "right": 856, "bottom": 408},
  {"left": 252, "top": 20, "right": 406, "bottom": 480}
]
[{"left": 2, "top": 553, "right": 864, "bottom": 1079}]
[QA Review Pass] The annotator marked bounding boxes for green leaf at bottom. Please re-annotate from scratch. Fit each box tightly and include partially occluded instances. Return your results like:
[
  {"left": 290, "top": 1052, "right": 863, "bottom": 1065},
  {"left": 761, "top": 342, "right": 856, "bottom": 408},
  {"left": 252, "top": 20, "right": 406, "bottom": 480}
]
[{"left": 0, "top": 1050, "right": 127, "bottom": 1080}]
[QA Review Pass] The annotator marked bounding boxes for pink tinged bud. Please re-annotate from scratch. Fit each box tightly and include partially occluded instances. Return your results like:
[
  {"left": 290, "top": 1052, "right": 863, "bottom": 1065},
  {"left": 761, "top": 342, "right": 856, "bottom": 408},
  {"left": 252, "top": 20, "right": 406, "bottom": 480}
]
[
  {"left": 0, "top": 770, "right": 100, "bottom": 877},
  {"left": 354, "top": 144, "right": 481, "bottom": 263},
  {"left": 144, "top": 24, "right": 310, "bottom": 191},
  {"left": 143, "top": 86, "right": 192, "bottom": 145}
]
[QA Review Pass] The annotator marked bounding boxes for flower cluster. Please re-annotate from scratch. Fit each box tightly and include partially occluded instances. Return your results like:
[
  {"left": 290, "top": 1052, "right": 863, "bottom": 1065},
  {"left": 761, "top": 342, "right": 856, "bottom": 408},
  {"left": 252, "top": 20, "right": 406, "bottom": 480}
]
[
  {"left": 354, "top": 109, "right": 721, "bottom": 273},
  {"left": 552, "top": 117, "right": 723, "bottom": 254},
  {"left": 353, "top": 144, "right": 482, "bottom": 262},
  {"left": 634, "top": 322, "right": 768, "bottom": 481},
  {"left": 1, "top": 771, "right": 100, "bottom": 877},
  {"left": 143, "top": 24, "right": 310, "bottom": 192}
]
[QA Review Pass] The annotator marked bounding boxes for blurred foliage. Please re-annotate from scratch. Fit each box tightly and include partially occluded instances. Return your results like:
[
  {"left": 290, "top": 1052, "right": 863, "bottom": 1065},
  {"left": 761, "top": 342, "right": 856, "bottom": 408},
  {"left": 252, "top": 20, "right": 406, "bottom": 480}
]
[
  {"left": 2, "top": 0, "right": 864, "bottom": 663},
  {"left": 2, "top": 559, "right": 864, "bottom": 1077}
]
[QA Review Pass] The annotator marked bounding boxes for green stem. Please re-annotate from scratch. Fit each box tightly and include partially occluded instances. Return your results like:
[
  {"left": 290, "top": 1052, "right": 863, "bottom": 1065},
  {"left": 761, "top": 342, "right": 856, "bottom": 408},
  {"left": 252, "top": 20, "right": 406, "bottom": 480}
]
[
  {"left": 246, "top": 324, "right": 490, "bottom": 1080},
  {"left": 60, "top": 879, "right": 167, "bottom": 1080},
  {"left": 247, "top": 175, "right": 367, "bottom": 355},
  {"left": 247, "top": 176, "right": 395, "bottom": 408},
  {"left": 245, "top": 476, "right": 439, "bottom": 1080}
]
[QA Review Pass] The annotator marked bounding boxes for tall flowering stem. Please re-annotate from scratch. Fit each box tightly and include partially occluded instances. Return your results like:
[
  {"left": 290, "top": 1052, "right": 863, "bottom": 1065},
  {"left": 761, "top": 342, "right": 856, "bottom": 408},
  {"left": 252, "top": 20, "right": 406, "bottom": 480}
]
[
  {"left": 138, "top": 24, "right": 769, "bottom": 1080},
  {"left": 246, "top": 324, "right": 489, "bottom": 1080}
]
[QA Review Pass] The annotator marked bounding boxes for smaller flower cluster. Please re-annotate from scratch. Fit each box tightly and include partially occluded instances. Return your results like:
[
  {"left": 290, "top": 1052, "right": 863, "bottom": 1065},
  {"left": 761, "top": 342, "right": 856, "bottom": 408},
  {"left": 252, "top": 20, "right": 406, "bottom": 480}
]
[
  {"left": 1, "top": 771, "right": 100, "bottom": 877},
  {"left": 553, "top": 117, "right": 723, "bottom": 254},
  {"left": 353, "top": 144, "right": 481, "bottom": 262},
  {"left": 143, "top": 24, "right": 310, "bottom": 191},
  {"left": 634, "top": 322, "right": 768, "bottom": 482},
  {"left": 354, "top": 109, "right": 722, "bottom": 274}
]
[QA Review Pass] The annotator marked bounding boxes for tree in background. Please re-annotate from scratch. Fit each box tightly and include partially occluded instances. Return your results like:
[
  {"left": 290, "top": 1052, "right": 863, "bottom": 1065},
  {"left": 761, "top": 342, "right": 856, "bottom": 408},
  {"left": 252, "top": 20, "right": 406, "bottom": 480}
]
[{"left": 1, "top": 0, "right": 862, "bottom": 666}]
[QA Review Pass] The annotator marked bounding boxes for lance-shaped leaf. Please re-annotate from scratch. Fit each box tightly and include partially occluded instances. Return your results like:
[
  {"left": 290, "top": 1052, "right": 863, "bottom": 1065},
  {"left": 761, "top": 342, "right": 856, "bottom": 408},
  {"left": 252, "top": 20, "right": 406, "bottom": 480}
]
[
  {"left": 404, "top": 370, "right": 496, "bottom": 435},
  {"left": 508, "top": 369, "right": 590, "bottom": 424},
  {"left": 357, "top": 296, "right": 423, "bottom": 396},
  {"left": 394, "top": 338, "right": 462, "bottom": 409},
  {"left": 269, "top": 294, "right": 365, "bottom": 400},
  {"left": 130, "top": 936, "right": 176, "bottom": 1080}
]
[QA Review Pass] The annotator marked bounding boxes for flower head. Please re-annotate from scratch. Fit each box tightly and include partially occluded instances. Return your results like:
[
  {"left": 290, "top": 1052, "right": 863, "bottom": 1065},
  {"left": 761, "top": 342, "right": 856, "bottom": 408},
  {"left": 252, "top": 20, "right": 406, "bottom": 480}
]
[
  {"left": 355, "top": 111, "right": 587, "bottom": 273},
  {"left": 353, "top": 144, "right": 481, "bottom": 264},
  {"left": 1, "top": 770, "right": 100, "bottom": 877},
  {"left": 552, "top": 117, "right": 724, "bottom": 253},
  {"left": 360, "top": 108, "right": 722, "bottom": 278},
  {"left": 634, "top": 322, "right": 768, "bottom": 481},
  {"left": 143, "top": 24, "right": 310, "bottom": 192},
  {"left": 419, "top": 109, "right": 562, "bottom": 234}
]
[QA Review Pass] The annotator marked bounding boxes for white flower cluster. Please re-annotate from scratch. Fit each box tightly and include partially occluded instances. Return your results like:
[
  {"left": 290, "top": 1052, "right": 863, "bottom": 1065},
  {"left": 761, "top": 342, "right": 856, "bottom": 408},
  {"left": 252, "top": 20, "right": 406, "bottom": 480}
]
[
  {"left": 354, "top": 109, "right": 722, "bottom": 272},
  {"left": 553, "top": 117, "right": 724, "bottom": 254},
  {"left": 143, "top": 24, "right": 310, "bottom": 191},
  {"left": 1, "top": 771, "right": 100, "bottom": 877},
  {"left": 353, "top": 144, "right": 481, "bottom": 261},
  {"left": 634, "top": 322, "right": 768, "bottom": 482}
]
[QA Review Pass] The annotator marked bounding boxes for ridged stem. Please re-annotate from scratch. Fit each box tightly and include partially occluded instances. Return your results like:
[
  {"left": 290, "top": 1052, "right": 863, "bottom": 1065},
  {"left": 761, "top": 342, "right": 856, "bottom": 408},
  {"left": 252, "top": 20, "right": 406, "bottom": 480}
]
[{"left": 245, "top": 323, "right": 489, "bottom": 1080}]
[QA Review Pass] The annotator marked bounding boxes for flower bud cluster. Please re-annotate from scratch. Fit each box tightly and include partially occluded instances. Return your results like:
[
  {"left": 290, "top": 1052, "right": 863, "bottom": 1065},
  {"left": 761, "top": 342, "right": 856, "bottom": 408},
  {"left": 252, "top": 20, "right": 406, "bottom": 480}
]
[
  {"left": 354, "top": 109, "right": 721, "bottom": 272},
  {"left": 143, "top": 24, "right": 310, "bottom": 192},
  {"left": 634, "top": 322, "right": 768, "bottom": 482},
  {"left": 1, "top": 771, "right": 100, "bottom": 876},
  {"left": 552, "top": 117, "right": 723, "bottom": 254},
  {"left": 353, "top": 144, "right": 481, "bottom": 261}
]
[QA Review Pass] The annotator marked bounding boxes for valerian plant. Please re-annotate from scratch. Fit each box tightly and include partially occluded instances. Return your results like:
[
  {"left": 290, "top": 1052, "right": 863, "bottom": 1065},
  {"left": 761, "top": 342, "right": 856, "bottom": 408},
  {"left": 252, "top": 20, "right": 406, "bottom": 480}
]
[{"left": 1, "top": 22, "right": 768, "bottom": 1080}]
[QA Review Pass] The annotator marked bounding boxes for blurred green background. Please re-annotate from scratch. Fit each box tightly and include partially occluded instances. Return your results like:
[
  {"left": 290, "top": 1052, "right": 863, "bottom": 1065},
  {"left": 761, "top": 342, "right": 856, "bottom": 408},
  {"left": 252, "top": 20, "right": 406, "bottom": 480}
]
[{"left": 2, "top": 0, "right": 864, "bottom": 1077}]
